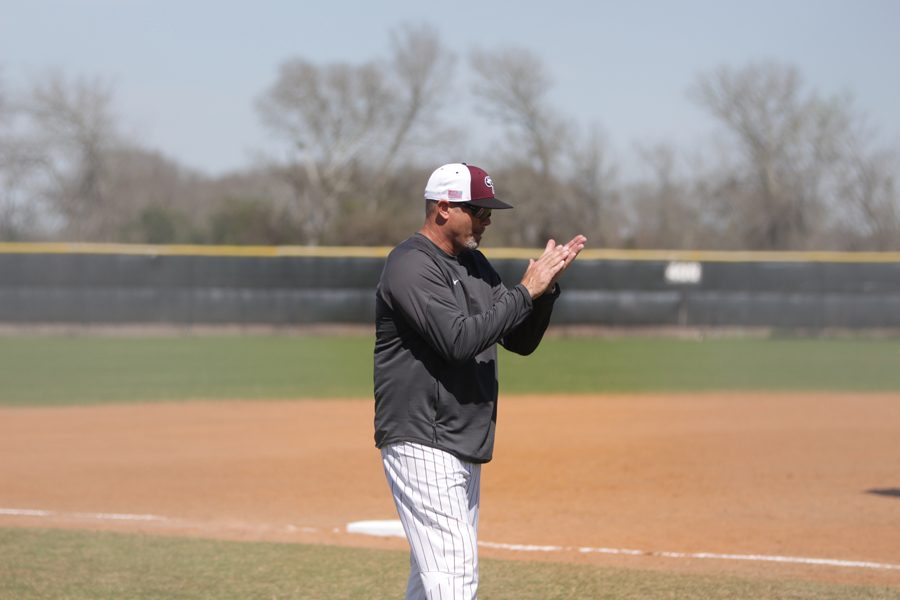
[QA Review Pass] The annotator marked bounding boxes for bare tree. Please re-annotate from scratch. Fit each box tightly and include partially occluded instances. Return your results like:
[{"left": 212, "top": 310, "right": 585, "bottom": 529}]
[
  {"left": 0, "top": 144, "right": 44, "bottom": 240},
  {"left": 100, "top": 146, "right": 211, "bottom": 243},
  {"left": 832, "top": 146, "right": 900, "bottom": 250},
  {"left": 0, "top": 72, "right": 26, "bottom": 239},
  {"left": 0, "top": 71, "right": 52, "bottom": 239},
  {"left": 567, "top": 126, "right": 621, "bottom": 246},
  {"left": 690, "top": 62, "right": 855, "bottom": 250},
  {"left": 257, "top": 24, "right": 453, "bottom": 244},
  {"left": 379, "top": 25, "right": 455, "bottom": 170},
  {"left": 469, "top": 46, "right": 563, "bottom": 245},
  {"left": 25, "top": 72, "right": 123, "bottom": 240},
  {"left": 470, "top": 47, "right": 567, "bottom": 177},
  {"left": 625, "top": 142, "right": 703, "bottom": 249},
  {"left": 257, "top": 59, "right": 382, "bottom": 243}
]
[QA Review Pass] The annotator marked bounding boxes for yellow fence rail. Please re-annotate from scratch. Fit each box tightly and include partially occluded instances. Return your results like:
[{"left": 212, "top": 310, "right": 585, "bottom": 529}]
[{"left": 2, "top": 242, "right": 900, "bottom": 263}]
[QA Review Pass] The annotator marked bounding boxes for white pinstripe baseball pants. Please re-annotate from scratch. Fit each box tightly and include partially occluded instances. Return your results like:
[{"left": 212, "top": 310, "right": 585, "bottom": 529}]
[{"left": 381, "top": 442, "right": 482, "bottom": 600}]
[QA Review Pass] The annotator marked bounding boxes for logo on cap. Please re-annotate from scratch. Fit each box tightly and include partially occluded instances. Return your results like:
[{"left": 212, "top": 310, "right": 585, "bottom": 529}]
[{"left": 484, "top": 176, "right": 494, "bottom": 191}]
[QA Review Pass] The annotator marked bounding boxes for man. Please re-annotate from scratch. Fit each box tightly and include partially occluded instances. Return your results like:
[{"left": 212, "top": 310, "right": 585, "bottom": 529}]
[{"left": 373, "top": 163, "right": 586, "bottom": 599}]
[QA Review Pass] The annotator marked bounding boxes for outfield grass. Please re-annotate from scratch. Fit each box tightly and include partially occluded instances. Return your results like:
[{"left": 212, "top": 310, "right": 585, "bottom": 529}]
[
  {"left": 504, "top": 336, "right": 900, "bottom": 393},
  {"left": 0, "top": 335, "right": 373, "bottom": 406},
  {"left": 1, "top": 335, "right": 899, "bottom": 406},
  {"left": 1, "top": 528, "right": 897, "bottom": 600}
]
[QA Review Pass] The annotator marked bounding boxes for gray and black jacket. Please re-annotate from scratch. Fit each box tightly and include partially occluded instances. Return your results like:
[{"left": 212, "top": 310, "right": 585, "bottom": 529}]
[{"left": 373, "top": 233, "right": 559, "bottom": 463}]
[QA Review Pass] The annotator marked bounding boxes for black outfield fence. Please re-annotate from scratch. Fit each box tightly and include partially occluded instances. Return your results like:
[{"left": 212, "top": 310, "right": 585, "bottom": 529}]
[{"left": 2, "top": 243, "right": 900, "bottom": 328}]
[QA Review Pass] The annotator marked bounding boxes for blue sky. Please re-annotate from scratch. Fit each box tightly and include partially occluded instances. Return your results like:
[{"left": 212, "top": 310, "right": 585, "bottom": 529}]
[{"left": 2, "top": 0, "right": 898, "bottom": 177}]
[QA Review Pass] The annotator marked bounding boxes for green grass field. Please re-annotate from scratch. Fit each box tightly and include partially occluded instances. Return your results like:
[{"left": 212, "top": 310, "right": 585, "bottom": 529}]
[
  {"left": 2, "top": 334, "right": 900, "bottom": 406},
  {"left": 2, "top": 528, "right": 898, "bottom": 600},
  {"left": 3, "top": 333, "right": 900, "bottom": 598}
]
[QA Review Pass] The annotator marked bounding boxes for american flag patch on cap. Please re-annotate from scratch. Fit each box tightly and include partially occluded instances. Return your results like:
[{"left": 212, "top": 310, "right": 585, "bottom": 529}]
[{"left": 448, "top": 189, "right": 462, "bottom": 199}]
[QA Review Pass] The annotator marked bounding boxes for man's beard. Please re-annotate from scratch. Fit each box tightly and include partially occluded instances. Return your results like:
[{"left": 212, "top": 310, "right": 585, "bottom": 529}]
[{"left": 464, "top": 237, "right": 479, "bottom": 250}]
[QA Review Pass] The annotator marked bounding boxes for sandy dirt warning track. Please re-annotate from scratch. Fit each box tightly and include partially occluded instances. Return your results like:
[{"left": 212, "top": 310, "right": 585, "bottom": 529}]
[{"left": 1, "top": 393, "right": 899, "bottom": 586}]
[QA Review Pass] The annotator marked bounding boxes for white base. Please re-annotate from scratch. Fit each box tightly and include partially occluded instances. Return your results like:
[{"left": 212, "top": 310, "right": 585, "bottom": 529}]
[{"left": 346, "top": 519, "right": 405, "bottom": 538}]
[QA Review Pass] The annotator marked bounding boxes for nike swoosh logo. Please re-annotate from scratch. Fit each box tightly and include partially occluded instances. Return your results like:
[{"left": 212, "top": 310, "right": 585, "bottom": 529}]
[{"left": 452, "top": 279, "right": 460, "bottom": 285}]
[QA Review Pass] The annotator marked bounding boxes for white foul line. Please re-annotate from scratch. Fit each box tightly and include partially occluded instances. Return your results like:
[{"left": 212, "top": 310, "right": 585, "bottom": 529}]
[
  {"left": 347, "top": 520, "right": 900, "bottom": 572},
  {"left": 0, "top": 508, "right": 53, "bottom": 518},
  {"left": 0, "top": 507, "right": 169, "bottom": 522},
  {"left": 480, "top": 541, "right": 900, "bottom": 571},
  {"left": 3, "top": 508, "right": 899, "bottom": 573},
  {"left": 583, "top": 546, "right": 900, "bottom": 571}
]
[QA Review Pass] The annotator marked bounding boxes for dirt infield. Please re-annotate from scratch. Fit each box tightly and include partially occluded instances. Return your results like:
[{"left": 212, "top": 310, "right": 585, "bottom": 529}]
[{"left": 1, "top": 393, "right": 899, "bottom": 586}]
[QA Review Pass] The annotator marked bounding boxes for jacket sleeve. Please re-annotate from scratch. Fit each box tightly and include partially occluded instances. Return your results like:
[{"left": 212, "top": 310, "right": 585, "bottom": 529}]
[
  {"left": 500, "top": 283, "right": 560, "bottom": 355},
  {"left": 382, "top": 249, "right": 535, "bottom": 364}
]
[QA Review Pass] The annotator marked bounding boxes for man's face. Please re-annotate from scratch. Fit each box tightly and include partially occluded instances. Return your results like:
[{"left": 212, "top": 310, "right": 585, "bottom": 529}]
[{"left": 449, "top": 203, "right": 492, "bottom": 251}]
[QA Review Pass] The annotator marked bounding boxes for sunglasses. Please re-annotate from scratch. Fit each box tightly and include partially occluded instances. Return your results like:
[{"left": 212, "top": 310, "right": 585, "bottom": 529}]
[{"left": 460, "top": 204, "right": 492, "bottom": 220}]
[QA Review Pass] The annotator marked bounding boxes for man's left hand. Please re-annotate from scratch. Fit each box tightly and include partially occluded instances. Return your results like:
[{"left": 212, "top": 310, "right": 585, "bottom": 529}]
[{"left": 549, "top": 234, "right": 587, "bottom": 288}]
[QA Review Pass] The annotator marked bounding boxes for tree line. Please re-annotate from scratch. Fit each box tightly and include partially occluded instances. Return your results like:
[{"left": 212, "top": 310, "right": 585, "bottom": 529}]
[{"left": 1, "top": 24, "right": 898, "bottom": 250}]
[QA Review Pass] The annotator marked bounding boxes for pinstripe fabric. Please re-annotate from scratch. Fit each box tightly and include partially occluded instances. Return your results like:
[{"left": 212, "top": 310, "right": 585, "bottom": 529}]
[{"left": 382, "top": 442, "right": 481, "bottom": 600}]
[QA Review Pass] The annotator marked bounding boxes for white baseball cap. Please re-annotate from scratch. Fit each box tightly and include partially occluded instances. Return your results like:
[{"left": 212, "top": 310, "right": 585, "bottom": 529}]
[{"left": 423, "top": 163, "right": 513, "bottom": 209}]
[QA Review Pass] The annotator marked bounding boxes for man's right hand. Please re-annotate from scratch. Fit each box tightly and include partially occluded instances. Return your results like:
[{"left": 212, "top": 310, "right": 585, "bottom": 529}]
[{"left": 520, "top": 239, "right": 572, "bottom": 299}]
